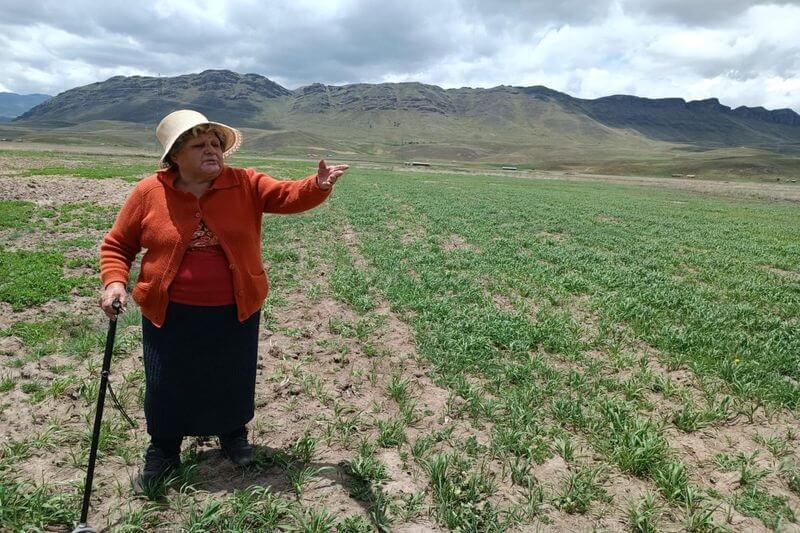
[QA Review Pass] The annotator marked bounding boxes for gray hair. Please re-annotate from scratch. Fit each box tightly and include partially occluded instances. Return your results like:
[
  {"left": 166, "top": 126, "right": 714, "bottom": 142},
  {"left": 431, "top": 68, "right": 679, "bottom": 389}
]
[{"left": 165, "top": 124, "right": 227, "bottom": 169}]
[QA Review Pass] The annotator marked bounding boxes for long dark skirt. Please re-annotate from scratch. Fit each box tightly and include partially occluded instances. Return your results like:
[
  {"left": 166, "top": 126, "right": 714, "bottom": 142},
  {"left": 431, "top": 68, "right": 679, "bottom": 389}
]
[{"left": 142, "top": 302, "right": 260, "bottom": 439}]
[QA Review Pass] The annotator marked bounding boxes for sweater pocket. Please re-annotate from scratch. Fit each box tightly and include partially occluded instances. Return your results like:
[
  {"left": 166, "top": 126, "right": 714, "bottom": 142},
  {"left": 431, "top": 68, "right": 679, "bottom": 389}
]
[
  {"left": 248, "top": 269, "right": 268, "bottom": 301},
  {"left": 132, "top": 281, "right": 153, "bottom": 306}
]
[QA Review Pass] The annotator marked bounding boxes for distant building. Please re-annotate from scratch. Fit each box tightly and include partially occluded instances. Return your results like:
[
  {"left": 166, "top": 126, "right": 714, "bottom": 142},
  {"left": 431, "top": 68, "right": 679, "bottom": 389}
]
[
  {"left": 410, "top": 161, "right": 430, "bottom": 167},
  {"left": 501, "top": 166, "right": 518, "bottom": 171}
]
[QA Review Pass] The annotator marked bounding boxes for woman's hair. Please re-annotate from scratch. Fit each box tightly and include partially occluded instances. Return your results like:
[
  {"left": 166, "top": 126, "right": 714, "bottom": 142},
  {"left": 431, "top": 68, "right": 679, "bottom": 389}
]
[{"left": 165, "top": 124, "right": 227, "bottom": 169}]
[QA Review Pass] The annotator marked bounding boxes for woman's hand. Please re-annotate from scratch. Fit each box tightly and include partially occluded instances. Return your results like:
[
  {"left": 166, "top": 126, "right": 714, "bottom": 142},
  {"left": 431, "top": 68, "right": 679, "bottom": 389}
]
[
  {"left": 100, "top": 281, "right": 128, "bottom": 320},
  {"left": 316, "top": 160, "right": 349, "bottom": 190}
]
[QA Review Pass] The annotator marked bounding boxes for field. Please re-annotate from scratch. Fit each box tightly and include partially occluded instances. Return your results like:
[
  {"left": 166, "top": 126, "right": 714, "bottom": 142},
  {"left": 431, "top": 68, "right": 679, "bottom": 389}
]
[
  {"left": 0, "top": 146, "right": 799, "bottom": 532},
  {"left": 4, "top": 115, "right": 800, "bottom": 182}
]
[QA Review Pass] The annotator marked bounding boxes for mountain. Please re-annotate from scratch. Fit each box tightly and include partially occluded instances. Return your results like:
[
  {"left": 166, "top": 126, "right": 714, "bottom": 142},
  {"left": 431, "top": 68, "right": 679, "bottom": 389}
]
[
  {"left": 276, "top": 82, "right": 664, "bottom": 160},
  {"left": 285, "top": 82, "right": 800, "bottom": 154},
  {"left": 0, "top": 92, "right": 51, "bottom": 121},
  {"left": 567, "top": 95, "right": 800, "bottom": 145},
  {"left": 13, "top": 70, "right": 800, "bottom": 167},
  {"left": 16, "top": 70, "right": 289, "bottom": 127}
]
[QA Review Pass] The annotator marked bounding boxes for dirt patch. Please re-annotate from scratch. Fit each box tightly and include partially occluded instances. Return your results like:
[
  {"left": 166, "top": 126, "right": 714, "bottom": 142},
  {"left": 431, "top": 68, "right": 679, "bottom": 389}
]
[
  {"left": 491, "top": 293, "right": 516, "bottom": 313},
  {"left": 679, "top": 263, "right": 700, "bottom": 275},
  {"left": 564, "top": 294, "right": 598, "bottom": 344},
  {"left": 258, "top": 294, "right": 447, "bottom": 425},
  {"left": 764, "top": 266, "right": 800, "bottom": 281},
  {"left": 569, "top": 173, "right": 800, "bottom": 203},
  {"left": 0, "top": 156, "right": 81, "bottom": 175},
  {"left": 536, "top": 231, "right": 566, "bottom": 242},
  {"left": 0, "top": 175, "right": 133, "bottom": 207},
  {"left": 252, "top": 290, "right": 456, "bottom": 524},
  {"left": 401, "top": 229, "right": 426, "bottom": 245},
  {"left": 0, "top": 335, "right": 24, "bottom": 357},
  {"left": 0, "top": 296, "right": 99, "bottom": 331},
  {"left": 440, "top": 233, "right": 481, "bottom": 253},
  {"left": 341, "top": 226, "right": 368, "bottom": 270}
]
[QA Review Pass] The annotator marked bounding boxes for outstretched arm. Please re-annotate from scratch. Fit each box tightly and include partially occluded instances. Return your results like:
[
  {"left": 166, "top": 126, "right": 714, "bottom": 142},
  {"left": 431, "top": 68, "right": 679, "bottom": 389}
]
[{"left": 253, "top": 160, "right": 349, "bottom": 214}]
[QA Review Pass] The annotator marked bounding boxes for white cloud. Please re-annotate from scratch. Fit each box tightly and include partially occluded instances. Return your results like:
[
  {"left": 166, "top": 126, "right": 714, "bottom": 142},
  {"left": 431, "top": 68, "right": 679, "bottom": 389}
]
[{"left": 0, "top": 0, "right": 798, "bottom": 111}]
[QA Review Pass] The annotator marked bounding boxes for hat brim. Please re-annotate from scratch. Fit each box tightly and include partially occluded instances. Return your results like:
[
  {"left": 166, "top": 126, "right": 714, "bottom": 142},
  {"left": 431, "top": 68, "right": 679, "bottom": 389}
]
[{"left": 159, "top": 122, "right": 242, "bottom": 169}]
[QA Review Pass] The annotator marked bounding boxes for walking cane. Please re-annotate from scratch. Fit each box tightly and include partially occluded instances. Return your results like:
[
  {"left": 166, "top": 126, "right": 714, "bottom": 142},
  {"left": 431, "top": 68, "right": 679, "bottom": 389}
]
[{"left": 73, "top": 299, "right": 136, "bottom": 533}]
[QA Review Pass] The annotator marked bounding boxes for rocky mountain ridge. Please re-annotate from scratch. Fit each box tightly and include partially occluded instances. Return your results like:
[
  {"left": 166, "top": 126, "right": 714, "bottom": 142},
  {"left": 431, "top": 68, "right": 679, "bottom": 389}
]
[{"left": 14, "top": 69, "right": 800, "bottom": 151}]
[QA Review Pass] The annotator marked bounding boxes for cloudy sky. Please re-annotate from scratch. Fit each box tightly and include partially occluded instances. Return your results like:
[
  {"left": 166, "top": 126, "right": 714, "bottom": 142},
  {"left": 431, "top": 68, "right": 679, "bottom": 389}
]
[{"left": 2, "top": 0, "right": 800, "bottom": 111}]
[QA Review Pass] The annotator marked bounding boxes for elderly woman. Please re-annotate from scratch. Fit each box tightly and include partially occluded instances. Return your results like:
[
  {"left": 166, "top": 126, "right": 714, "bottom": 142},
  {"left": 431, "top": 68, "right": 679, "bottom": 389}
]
[{"left": 99, "top": 109, "right": 347, "bottom": 491}]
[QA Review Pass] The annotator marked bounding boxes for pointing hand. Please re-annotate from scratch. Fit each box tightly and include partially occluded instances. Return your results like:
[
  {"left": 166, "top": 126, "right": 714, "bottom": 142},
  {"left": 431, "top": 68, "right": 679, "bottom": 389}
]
[{"left": 316, "top": 160, "right": 349, "bottom": 190}]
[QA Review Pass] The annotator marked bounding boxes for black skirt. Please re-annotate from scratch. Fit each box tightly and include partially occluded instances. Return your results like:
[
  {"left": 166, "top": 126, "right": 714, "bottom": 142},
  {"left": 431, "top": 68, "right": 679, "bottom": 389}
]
[{"left": 141, "top": 302, "right": 260, "bottom": 439}]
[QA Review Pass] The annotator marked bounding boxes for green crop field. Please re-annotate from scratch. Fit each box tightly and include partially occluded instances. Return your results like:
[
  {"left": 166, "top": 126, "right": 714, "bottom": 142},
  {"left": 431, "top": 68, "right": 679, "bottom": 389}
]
[{"left": 0, "top": 149, "right": 799, "bottom": 531}]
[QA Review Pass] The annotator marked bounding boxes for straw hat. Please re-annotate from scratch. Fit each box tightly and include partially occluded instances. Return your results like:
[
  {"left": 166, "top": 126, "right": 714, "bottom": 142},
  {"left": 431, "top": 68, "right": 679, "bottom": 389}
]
[{"left": 156, "top": 109, "right": 242, "bottom": 168}]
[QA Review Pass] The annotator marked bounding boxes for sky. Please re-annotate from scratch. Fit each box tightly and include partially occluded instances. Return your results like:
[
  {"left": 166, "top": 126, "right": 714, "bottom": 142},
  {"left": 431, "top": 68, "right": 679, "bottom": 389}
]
[{"left": 2, "top": 0, "right": 800, "bottom": 111}]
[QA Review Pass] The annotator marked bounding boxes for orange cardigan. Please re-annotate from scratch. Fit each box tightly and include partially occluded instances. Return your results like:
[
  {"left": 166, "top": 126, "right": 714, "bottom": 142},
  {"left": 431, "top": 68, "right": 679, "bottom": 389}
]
[{"left": 100, "top": 166, "right": 331, "bottom": 327}]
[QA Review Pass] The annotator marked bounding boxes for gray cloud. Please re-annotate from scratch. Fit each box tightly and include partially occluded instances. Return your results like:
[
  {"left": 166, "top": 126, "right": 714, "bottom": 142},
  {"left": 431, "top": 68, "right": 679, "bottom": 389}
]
[
  {"left": 461, "top": 0, "right": 614, "bottom": 26},
  {"left": 621, "top": 0, "right": 800, "bottom": 25},
  {"left": 228, "top": 0, "right": 461, "bottom": 85},
  {"left": 0, "top": 0, "right": 799, "bottom": 112}
]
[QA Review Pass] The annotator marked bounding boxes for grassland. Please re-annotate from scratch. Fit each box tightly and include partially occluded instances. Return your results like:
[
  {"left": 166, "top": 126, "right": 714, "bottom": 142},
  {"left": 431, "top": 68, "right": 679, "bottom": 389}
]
[
  {"left": 0, "top": 148, "right": 799, "bottom": 531},
  {"left": 3, "top": 116, "right": 800, "bottom": 181}
]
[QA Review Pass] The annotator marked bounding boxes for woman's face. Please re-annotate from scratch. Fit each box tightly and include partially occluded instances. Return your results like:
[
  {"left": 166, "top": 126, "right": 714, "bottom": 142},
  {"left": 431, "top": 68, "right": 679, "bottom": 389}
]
[{"left": 171, "top": 132, "right": 224, "bottom": 179}]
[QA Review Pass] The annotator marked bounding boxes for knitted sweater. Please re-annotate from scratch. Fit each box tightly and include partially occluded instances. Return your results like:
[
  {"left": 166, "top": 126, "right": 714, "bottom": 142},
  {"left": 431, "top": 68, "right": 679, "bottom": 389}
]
[{"left": 100, "top": 166, "right": 331, "bottom": 327}]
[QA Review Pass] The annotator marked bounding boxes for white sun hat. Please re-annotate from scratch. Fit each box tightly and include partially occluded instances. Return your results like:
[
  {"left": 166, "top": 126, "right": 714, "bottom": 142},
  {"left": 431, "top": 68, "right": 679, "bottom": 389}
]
[{"left": 156, "top": 109, "right": 242, "bottom": 168}]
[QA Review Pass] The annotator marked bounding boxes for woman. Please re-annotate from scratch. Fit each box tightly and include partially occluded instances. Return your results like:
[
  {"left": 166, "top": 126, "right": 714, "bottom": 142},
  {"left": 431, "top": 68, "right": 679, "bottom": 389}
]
[{"left": 99, "top": 109, "right": 347, "bottom": 491}]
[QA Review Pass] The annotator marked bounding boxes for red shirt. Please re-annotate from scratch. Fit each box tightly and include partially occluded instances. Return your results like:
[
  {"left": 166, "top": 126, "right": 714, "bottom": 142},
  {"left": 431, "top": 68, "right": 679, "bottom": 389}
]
[{"left": 168, "top": 219, "right": 235, "bottom": 306}]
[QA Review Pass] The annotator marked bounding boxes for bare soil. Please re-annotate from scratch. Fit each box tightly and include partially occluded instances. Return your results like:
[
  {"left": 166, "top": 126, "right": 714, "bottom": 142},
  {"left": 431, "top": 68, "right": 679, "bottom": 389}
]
[
  {"left": 0, "top": 175, "right": 133, "bottom": 207},
  {"left": 559, "top": 171, "right": 800, "bottom": 202},
  {"left": 390, "top": 164, "right": 800, "bottom": 202}
]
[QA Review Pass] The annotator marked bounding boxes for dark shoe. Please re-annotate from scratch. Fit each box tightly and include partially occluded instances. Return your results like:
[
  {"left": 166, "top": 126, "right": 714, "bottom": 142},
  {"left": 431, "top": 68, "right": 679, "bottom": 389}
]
[
  {"left": 133, "top": 444, "right": 181, "bottom": 494},
  {"left": 219, "top": 432, "right": 255, "bottom": 467}
]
